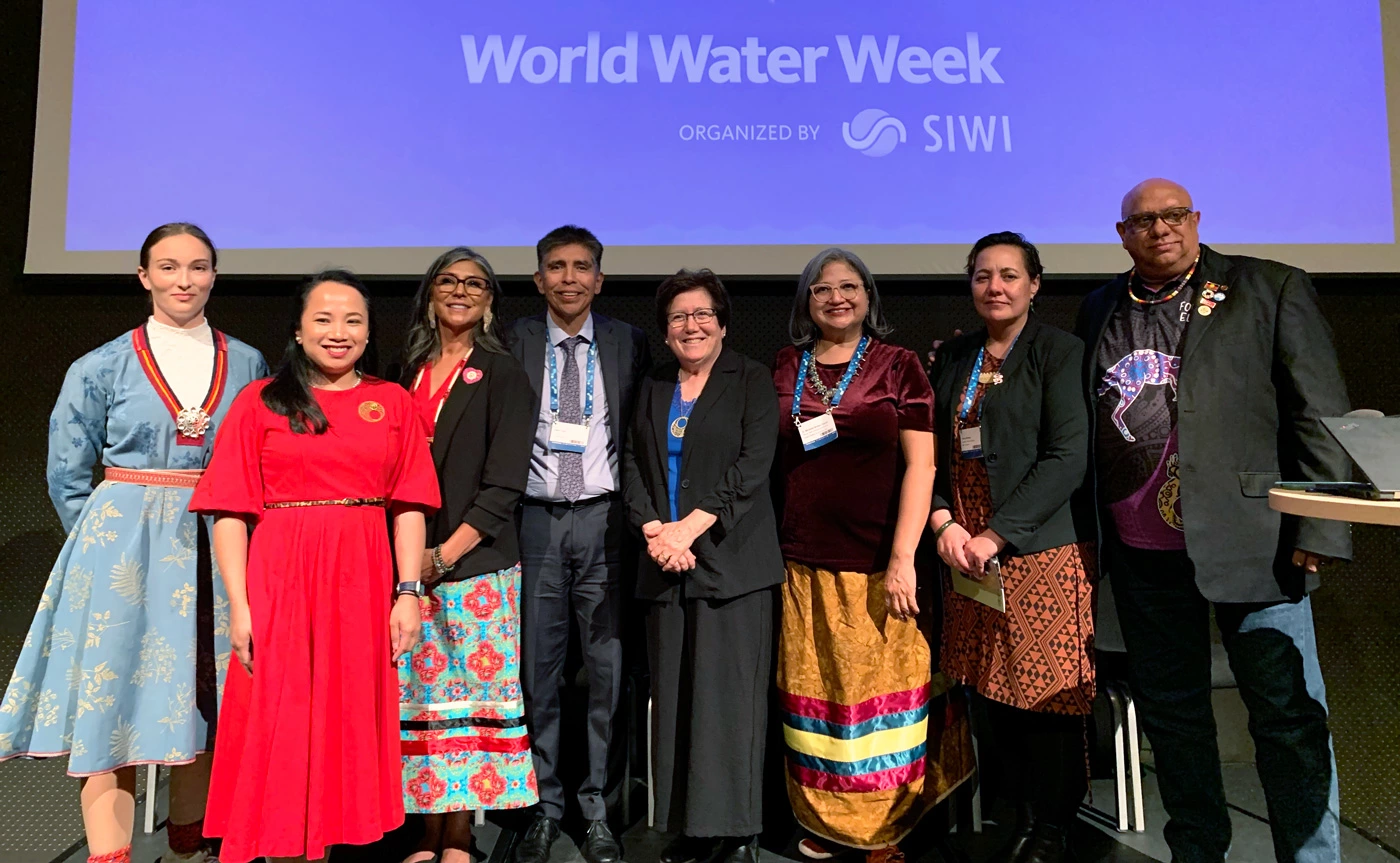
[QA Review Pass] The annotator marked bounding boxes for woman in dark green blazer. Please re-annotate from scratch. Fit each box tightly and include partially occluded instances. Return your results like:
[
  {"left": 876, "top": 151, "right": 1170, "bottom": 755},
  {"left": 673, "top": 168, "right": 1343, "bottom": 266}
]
[{"left": 929, "top": 232, "right": 1095, "bottom": 863}]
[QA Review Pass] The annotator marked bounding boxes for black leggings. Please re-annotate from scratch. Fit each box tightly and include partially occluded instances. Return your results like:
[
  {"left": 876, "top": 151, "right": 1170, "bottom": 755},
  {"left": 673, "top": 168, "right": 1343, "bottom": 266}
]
[{"left": 978, "top": 694, "right": 1087, "bottom": 828}]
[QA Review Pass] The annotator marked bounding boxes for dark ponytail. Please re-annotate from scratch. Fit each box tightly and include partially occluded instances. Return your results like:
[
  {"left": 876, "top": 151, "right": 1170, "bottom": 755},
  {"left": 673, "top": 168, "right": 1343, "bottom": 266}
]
[{"left": 261, "top": 269, "right": 377, "bottom": 434}]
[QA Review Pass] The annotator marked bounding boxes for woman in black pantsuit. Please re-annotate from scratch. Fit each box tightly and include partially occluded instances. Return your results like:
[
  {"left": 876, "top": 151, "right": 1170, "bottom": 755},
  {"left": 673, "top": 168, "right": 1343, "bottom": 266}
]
[{"left": 622, "top": 269, "right": 783, "bottom": 863}]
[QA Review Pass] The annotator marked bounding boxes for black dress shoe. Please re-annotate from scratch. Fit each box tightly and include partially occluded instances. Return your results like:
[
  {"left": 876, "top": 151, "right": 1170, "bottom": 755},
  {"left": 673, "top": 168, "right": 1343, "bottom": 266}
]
[
  {"left": 992, "top": 802, "right": 1035, "bottom": 863},
  {"left": 513, "top": 815, "right": 561, "bottom": 863},
  {"left": 582, "top": 819, "right": 622, "bottom": 863},
  {"left": 1018, "top": 822, "right": 1071, "bottom": 863},
  {"left": 718, "top": 836, "right": 759, "bottom": 863},
  {"left": 661, "top": 835, "right": 721, "bottom": 863}
]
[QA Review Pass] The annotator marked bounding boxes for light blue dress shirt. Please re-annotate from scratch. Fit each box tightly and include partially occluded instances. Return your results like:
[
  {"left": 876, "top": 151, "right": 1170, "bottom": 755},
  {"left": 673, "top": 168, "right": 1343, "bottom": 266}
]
[{"left": 527, "top": 313, "right": 617, "bottom": 500}]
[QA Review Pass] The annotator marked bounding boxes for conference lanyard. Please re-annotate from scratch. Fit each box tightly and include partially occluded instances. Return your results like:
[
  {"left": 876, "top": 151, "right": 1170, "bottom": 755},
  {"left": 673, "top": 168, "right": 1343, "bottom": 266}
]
[
  {"left": 547, "top": 337, "right": 598, "bottom": 422},
  {"left": 792, "top": 335, "right": 870, "bottom": 420},
  {"left": 958, "top": 335, "right": 1018, "bottom": 423}
]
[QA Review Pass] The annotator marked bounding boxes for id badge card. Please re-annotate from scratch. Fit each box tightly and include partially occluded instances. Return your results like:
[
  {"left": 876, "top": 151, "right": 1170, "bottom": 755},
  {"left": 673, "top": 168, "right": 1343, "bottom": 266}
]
[
  {"left": 797, "top": 413, "right": 838, "bottom": 451},
  {"left": 959, "top": 425, "right": 984, "bottom": 459},
  {"left": 549, "top": 420, "right": 589, "bottom": 453}
]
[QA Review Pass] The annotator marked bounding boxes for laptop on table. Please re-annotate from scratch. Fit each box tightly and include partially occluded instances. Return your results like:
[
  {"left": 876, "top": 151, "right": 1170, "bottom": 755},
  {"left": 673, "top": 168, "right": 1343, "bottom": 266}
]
[{"left": 1274, "top": 416, "right": 1400, "bottom": 501}]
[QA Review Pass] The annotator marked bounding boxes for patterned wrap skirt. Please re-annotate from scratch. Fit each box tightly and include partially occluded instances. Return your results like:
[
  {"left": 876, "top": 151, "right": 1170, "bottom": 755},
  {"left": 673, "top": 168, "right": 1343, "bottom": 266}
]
[
  {"left": 946, "top": 398, "right": 1097, "bottom": 715},
  {"left": 778, "top": 560, "right": 975, "bottom": 849},
  {"left": 399, "top": 564, "right": 539, "bottom": 813}
]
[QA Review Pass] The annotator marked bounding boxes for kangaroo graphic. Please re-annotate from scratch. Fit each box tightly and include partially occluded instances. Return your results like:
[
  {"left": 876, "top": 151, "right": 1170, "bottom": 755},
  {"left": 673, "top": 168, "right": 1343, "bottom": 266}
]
[{"left": 1098, "top": 350, "right": 1180, "bottom": 442}]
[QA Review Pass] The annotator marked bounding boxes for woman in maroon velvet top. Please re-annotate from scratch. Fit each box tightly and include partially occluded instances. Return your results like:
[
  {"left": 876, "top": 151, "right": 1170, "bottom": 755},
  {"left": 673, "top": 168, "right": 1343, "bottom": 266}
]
[{"left": 772, "top": 249, "right": 974, "bottom": 863}]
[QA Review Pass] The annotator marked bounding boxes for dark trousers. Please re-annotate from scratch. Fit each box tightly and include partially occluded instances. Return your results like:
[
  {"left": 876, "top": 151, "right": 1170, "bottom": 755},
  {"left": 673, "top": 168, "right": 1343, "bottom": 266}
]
[
  {"left": 977, "top": 695, "right": 1086, "bottom": 828},
  {"left": 648, "top": 586, "right": 773, "bottom": 838},
  {"left": 519, "top": 499, "right": 625, "bottom": 822},
  {"left": 1110, "top": 543, "right": 1339, "bottom": 863}
]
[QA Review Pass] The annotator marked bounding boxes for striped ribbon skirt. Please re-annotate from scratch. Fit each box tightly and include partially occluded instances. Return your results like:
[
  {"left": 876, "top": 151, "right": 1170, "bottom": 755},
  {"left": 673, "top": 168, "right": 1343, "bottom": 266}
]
[
  {"left": 398, "top": 564, "right": 539, "bottom": 813},
  {"left": 778, "top": 560, "right": 975, "bottom": 849}
]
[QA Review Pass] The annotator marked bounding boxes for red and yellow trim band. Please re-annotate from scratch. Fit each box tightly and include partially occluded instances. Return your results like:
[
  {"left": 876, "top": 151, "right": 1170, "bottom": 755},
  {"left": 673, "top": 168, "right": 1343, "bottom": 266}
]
[{"left": 131, "top": 325, "right": 230, "bottom": 446}]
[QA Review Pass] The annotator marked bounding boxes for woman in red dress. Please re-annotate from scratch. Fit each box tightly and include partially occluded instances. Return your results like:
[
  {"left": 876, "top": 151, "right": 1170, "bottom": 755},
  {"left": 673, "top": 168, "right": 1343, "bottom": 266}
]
[{"left": 190, "top": 270, "right": 440, "bottom": 862}]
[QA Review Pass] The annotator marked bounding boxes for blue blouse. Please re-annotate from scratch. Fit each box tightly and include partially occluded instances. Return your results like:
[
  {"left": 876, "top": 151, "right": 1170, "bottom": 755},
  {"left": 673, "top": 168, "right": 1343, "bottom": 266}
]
[{"left": 667, "top": 383, "right": 698, "bottom": 521}]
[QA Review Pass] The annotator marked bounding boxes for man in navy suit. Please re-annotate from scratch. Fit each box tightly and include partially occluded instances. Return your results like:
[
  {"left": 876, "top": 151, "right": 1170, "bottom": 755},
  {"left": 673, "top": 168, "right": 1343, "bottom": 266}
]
[
  {"left": 1077, "top": 179, "right": 1351, "bottom": 863},
  {"left": 507, "top": 226, "right": 650, "bottom": 863}
]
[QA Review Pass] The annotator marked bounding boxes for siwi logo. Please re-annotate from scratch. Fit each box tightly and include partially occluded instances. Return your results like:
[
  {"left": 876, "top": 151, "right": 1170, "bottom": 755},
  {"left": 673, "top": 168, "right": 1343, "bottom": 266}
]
[{"left": 842, "top": 109, "right": 905, "bottom": 157}]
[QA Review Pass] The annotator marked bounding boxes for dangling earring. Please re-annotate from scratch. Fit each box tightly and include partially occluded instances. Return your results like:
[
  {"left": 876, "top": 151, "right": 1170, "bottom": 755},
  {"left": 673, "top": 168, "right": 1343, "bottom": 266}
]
[{"left": 483, "top": 307, "right": 494, "bottom": 328}]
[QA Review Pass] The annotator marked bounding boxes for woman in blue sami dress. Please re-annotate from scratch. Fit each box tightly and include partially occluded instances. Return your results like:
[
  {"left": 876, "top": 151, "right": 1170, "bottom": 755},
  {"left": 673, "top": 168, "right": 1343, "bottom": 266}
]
[{"left": 0, "top": 224, "right": 267, "bottom": 863}]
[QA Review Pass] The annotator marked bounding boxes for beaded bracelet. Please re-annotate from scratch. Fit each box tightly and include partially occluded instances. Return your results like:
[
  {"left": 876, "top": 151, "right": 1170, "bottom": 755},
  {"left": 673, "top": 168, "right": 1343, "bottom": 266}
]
[{"left": 432, "top": 545, "right": 452, "bottom": 576}]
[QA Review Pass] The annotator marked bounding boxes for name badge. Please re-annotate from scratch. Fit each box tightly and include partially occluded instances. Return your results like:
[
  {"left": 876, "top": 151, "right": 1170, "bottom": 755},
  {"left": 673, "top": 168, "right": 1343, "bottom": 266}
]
[
  {"left": 798, "top": 413, "right": 838, "bottom": 451},
  {"left": 959, "top": 426, "right": 984, "bottom": 459},
  {"left": 549, "top": 420, "right": 590, "bottom": 453}
]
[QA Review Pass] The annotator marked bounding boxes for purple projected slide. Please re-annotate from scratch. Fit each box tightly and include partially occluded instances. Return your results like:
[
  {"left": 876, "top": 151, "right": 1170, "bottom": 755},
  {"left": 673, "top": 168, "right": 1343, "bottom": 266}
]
[{"left": 65, "top": 1, "right": 1392, "bottom": 250}]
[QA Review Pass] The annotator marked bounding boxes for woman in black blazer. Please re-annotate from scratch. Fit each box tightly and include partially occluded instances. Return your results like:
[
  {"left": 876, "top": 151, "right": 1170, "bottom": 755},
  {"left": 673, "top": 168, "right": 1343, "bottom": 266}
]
[
  {"left": 395, "top": 248, "right": 538, "bottom": 863},
  {"left": 929, "top": 232, "right": 1095, "bottom": 863},
  {"left": 622, "top": 269, "right": 781, "bottom": 863}
]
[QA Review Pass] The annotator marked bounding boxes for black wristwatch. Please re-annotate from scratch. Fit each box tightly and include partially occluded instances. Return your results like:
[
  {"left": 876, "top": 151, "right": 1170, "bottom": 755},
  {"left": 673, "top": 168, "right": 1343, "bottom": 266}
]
[{"left": 394, "top": 580, "right": 425, "bottom": 599}]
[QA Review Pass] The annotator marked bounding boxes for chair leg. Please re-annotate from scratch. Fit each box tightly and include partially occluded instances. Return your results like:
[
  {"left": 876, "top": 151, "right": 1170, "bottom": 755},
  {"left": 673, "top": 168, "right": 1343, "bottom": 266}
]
[
  {"left": 1107, "top": 686, "right": 1129, "bottom": 833},
  {"left": 970, "top": 727, "right": 983, "bottom": 833},
  {"left": 143, "top": 764, "right": 158, "bottom": 834},
  {"left": 1126, "top": 693, "right": 1145, "bottom": 833},
  {"left": 646, "top": 696, "right": 655, "bottom": 829},
  {"left": 622, "top": 679, "right": 634, "bottom": 827}
]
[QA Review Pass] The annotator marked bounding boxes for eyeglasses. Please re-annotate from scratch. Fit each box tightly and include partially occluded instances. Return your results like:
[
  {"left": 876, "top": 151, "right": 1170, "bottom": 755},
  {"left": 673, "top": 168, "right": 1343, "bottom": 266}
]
[
  {"left": 666, "top": 308, "right": 719, "bottom": 327},
  {"left": 432, "top": 274, "right": 491, "bottom": 295},
  {"left": 1121, "top": 207, "right": 1194, "bottom": 234},
  {"left": 810, "top": 282, "right": 864, "bottom": 303}
]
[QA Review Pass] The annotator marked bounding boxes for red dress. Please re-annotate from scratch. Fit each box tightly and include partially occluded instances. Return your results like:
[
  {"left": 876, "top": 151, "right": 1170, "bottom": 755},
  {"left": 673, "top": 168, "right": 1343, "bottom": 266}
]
[{"left": 189, "top": 378, "right": 440, "bottom": 863}]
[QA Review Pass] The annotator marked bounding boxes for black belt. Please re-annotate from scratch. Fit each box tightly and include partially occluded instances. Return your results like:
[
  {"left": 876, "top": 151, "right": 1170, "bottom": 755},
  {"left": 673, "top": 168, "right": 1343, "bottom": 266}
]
[{"left": 523, "top": 492, "right": 619, "bottom": 511}]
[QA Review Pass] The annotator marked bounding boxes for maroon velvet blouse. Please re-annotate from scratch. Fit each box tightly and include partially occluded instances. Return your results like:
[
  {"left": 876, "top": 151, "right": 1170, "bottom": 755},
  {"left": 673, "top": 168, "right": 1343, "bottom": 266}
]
[{"left": 773, "top": 340, "right": 935, "bottom": 573}]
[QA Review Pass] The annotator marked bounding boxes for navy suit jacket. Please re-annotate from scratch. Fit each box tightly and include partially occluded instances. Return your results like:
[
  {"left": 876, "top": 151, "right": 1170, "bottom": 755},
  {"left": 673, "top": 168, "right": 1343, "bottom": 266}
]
[{"left": 506, "top": 311, "right": 652, "bottom": 471}]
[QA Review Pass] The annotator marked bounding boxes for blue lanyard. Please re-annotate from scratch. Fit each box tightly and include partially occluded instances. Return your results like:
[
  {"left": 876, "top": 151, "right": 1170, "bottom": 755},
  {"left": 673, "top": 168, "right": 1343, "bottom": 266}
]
[
  {"left": 792, "top": 335, "right": 870, "bottom": 419},
  {"left": 547, "top": 337, "right": 598, "bottom": 421},
  {"left": 958, "top": 335, "right": 1018, "bottom": 422}
]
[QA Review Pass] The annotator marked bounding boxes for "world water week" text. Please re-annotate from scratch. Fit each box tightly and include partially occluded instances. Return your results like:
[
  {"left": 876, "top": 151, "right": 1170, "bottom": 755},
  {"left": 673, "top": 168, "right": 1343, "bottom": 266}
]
[{"left": 460, "top": 33, "right": 1004, "bottom": 85}]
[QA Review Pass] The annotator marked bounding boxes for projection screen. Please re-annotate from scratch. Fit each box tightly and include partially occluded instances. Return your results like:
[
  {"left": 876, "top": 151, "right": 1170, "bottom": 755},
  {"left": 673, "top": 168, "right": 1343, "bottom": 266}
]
[{"left": 23, "top": 0, "right": 1400, "bottom": 276}]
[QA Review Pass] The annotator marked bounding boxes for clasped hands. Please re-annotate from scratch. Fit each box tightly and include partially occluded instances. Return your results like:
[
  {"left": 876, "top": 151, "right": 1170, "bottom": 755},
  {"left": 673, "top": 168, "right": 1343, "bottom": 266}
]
[
  {"left": 642, "top": 519, "right": 700, "bottom": 572},
  {"left": 933, "top": 513, "right": 1005, "bottom": 577}
]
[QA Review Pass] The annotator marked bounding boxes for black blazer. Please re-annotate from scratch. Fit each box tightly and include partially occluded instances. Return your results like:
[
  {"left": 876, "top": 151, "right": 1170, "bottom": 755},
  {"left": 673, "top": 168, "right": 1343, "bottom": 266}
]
[
  {"left": 426, "top": 348, "right": 534, "bottom": 580},
  {"left": 506, "top": 312, "right": 652, "bottom": 451},
  {"left": 932, "top": 316, "right": 1091, "bottom": 556},
  {"left": 1075, "top": 244, "right": 1352, "bottom": 602},
  {"left": 622, "top": 347, "right": 784, "bottom": 601}
]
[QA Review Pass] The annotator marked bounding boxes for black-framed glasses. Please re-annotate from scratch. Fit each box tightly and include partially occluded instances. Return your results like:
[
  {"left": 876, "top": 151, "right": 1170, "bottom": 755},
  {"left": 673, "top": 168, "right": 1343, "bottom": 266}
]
[
  {"left": 432, "top": 274, "right": 491, "bottom": 295},
  {"left": 666, "top": 308, "right": 719, "bottom": 327},
  {"left": 1121, "top": 207, "right": 1194, "bottom": 234},
  {"left": 810, "top": 282, "right": 864, "bottom": 303}
]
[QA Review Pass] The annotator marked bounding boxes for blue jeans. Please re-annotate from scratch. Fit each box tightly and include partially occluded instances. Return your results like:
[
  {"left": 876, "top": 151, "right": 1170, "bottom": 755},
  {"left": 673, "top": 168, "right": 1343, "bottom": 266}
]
[{"left": 1110, "top": 544, "right": 1340, "bottom": 863}]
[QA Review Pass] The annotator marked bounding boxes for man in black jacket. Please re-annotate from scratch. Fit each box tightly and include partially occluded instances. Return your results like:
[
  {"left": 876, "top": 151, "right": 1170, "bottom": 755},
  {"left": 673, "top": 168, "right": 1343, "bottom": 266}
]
[
  {"left": 507, "top": 226, "right": 650, "bottom": 863},
  {"left": 1076, "top": 179, "right": 1350, "bottom": 863}
]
